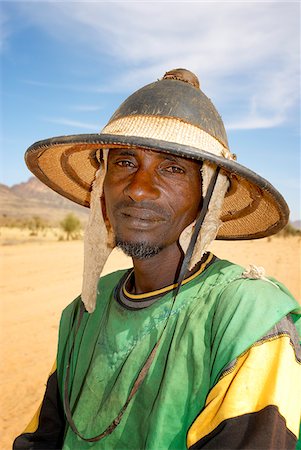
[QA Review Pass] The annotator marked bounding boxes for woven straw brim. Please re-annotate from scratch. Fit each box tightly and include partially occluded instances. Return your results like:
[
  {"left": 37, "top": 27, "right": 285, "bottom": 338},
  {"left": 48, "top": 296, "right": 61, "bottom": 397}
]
[{"left": 25, "top": 132, "right": 289, "bottom": 240}]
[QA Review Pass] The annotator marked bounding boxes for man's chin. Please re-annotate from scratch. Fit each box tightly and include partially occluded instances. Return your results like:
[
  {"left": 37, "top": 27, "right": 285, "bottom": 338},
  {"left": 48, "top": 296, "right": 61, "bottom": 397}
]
[{"left": 115, "top": 239, "right": 162, "bottom": 260}]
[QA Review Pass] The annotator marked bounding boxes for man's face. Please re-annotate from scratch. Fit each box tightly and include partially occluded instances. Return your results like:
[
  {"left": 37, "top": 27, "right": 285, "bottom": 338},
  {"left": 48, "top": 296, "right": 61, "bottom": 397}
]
[{"left": 103, "top": 147, "right": 202, "bottom": 259}]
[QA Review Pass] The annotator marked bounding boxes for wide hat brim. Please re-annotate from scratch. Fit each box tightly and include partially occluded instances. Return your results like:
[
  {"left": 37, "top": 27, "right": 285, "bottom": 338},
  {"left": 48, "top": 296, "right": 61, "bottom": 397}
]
[{"left": 25, "top": 132, "right": 289, "bottom": 240}]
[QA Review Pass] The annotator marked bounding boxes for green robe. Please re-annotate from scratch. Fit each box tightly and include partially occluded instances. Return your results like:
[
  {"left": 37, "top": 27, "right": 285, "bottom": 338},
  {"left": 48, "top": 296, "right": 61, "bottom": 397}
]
[{"left": 57, "top": 258, "right": 300, "bottom": 449}]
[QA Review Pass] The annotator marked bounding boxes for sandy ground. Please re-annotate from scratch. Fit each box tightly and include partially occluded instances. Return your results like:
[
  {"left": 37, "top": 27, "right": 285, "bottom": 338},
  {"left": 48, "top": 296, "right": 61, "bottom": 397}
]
[{"left": 1, "top": 230, "right": 300, "bottom": 449}]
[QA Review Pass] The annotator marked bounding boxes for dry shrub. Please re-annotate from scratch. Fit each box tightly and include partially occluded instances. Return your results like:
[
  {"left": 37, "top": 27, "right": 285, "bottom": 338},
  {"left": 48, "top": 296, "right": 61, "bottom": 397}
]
[{"left": 276, "top": 223, "right": 301, "bottom": 238}]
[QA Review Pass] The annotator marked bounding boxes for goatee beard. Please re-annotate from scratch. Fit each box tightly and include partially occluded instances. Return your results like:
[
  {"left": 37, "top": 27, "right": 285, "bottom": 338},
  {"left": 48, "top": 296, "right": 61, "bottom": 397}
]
[{"left": 116, "top": 239, "right": 162, "bottom": 260}]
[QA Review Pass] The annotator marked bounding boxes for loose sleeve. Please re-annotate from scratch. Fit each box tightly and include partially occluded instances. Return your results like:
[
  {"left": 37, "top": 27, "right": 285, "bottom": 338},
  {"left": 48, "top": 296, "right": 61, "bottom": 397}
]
[
  {"left": 13, "top": 362, "right": 65, "bottom": 450},
  {"left": 187, "top": 315, "right": 301, "bottom": 449}
]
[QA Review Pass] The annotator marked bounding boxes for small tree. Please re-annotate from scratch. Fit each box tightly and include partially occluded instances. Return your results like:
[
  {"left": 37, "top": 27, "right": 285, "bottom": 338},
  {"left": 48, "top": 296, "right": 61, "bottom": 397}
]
[
  {"left": 28, "top": 215, "right": 47, "bottom": 236},
  {"left": 60, "top": 213, "right": 81, "bottom": 240}
]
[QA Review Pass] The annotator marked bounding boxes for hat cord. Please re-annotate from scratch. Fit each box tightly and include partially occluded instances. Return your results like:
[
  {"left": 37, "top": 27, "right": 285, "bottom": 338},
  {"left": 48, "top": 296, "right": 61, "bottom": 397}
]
[
  {"left": 63, "top": 167, "right": 220, "bottom": 443},
  {"left": 174, "top": 165, "right": 220, "bottom": 296},
  {"left": 63, "top": 303, "right": 161, "bottom": 443}
]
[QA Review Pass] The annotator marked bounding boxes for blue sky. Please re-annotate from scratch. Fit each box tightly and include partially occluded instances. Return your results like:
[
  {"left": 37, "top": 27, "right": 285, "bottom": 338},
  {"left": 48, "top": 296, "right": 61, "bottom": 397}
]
[{"left": 1, "top": 1, "right": 300, "bottom": 220}]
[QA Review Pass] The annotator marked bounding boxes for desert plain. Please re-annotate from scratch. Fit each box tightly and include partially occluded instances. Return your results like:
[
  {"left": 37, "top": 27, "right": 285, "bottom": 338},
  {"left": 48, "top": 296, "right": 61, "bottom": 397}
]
[{"left": 1, "top": 228, "right": 300, "bottom": 449}]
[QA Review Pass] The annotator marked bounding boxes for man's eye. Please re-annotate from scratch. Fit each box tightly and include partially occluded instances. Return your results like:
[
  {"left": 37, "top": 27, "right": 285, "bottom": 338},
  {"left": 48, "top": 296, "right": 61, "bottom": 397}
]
[
  {"left": 164, "top": 165, "right": 185, "bottom": 174},
  {"left": 116, "top": 160, "right": 135, "bottom": 168}
]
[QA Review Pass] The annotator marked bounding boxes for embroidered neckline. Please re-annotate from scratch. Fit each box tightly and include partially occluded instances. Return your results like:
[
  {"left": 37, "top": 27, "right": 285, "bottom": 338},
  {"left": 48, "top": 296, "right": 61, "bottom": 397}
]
[
  {"left": 115, "top": 252, "right": 216, "bottom": 310},
  {"left": 124, "top": 252, "right": 214, "bottom": 299}
]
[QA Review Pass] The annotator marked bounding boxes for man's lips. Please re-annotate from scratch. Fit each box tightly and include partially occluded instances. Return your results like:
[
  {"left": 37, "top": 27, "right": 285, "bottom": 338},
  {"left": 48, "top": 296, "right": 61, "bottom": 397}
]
[{"left": 119, "top": 206, "right": 166, "bottom": 223}]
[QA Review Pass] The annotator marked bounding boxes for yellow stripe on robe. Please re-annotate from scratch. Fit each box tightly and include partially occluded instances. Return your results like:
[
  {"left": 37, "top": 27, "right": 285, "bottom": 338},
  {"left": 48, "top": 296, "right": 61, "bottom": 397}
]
[{"left": 187, "top": 335, "right": 301, "bottom": 448}]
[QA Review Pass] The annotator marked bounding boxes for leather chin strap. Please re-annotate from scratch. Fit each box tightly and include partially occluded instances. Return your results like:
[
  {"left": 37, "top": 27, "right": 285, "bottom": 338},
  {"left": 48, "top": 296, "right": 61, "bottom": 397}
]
[{"left": 63, "top": 166, "right": 220, "bottom": 443}]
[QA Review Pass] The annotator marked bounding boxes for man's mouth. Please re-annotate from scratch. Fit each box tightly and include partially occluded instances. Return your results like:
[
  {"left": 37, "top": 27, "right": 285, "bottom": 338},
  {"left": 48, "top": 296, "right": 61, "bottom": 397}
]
[
  {"left": 117, "top": 206, "right": 167, "bottom": 229},
  {"left": 120, "top": 207, "right": 166, "bottom": 223}
]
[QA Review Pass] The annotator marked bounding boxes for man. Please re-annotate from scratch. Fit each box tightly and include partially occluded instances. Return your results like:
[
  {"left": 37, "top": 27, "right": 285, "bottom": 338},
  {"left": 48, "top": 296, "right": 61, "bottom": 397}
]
[{"left": 14, "top": 69, "right": 301, "bottom": 449}]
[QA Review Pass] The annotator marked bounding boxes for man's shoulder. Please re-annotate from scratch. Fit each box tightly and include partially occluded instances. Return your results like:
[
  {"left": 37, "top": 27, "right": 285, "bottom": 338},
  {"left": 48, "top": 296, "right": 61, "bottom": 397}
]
[
  {"left": 207, "top": 258, "right": 300, "bottom": 386},
  {"left": 208, "top": 257, "right": 298, "bottom": 310},
  {"left": 205, "top": 257, "right": 299, "bottom": 344}
]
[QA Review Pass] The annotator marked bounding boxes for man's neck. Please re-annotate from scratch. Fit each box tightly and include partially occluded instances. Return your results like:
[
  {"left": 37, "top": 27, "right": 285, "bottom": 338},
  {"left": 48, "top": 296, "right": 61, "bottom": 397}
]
[{"left": 130, "top": 243, "right": 184, "bottom": 294}]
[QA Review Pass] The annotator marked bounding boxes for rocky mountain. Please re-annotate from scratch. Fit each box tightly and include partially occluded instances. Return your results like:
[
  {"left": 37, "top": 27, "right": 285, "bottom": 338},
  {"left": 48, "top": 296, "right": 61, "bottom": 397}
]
[{"left": 0, "top": 177, "right": 89, "bottom": 225}]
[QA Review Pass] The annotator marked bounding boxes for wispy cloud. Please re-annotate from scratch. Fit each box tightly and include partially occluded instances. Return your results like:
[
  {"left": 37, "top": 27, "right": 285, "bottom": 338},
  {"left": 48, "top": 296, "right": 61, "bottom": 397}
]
[
  {"left": 0, "top": 9, "right": 11, "bottom": 52},
  {"left": 21, "top": 79, "right": 105, "bottom": 93},
  {"left": 226, "top": 115, "right": 284, "bottom": 131},
  {"left": 6, "top": 1, "right": 301, "bottom": 130},
  {"left": 43, "top": 117, "right": 101, "bottom": 131},
  {"left": 70, "top": 105, "right": 103, "bottom": 113},
  {"left": 22, "top": 79, "right": 74, "bottom": 89}
]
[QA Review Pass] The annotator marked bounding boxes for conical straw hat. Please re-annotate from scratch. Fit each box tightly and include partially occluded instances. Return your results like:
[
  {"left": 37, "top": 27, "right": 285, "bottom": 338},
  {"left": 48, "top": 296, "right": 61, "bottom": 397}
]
[{"left": 25, "top": 69, "right": 289, "bottom": 240}]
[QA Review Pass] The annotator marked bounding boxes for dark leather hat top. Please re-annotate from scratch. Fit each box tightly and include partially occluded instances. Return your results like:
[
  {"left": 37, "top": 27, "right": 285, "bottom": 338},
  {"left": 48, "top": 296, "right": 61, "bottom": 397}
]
[{"left": 108, "top": 69, "right": 229, "bottom": 149}]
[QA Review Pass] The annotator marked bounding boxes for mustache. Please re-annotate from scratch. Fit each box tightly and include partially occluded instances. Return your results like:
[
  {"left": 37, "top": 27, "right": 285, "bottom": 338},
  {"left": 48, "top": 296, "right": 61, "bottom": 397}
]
[{"left": 112, "top": 200, "right": 171, "bottom": 220}]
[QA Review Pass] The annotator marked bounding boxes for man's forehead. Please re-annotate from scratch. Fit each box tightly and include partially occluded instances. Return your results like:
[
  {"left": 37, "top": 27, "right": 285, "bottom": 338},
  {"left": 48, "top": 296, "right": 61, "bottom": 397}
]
[{"left": 107, "top": 147, "right": 200, "bottom": 165}]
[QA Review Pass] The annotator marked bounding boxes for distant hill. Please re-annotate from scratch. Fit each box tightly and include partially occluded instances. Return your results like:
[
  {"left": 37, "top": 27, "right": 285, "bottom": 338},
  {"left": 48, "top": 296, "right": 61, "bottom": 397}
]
[
  {"left": 0, "top": 177, "right": 89, "bottom": 225},
  {"left": 292, "top": 220, "right": 301, "bottom": 230}
]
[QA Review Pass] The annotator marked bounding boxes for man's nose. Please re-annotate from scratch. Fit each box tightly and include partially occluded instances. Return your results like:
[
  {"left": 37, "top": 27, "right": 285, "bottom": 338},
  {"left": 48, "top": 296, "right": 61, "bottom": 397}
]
[{"left": 124, "top": 168, "right": 160, "bottom": 202}]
